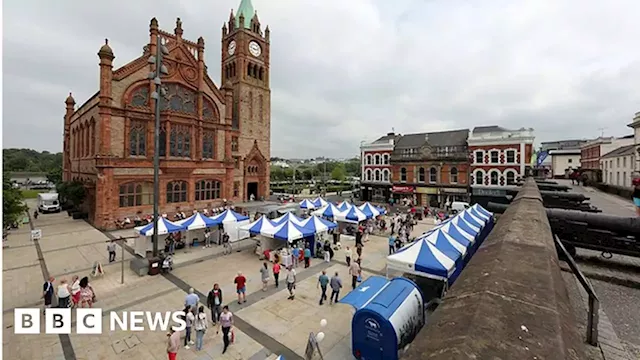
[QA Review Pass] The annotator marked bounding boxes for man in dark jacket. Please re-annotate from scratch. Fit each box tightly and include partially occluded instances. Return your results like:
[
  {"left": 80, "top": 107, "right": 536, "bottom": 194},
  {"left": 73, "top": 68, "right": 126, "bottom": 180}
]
[{"left": 206, "top": 284, "right": 223, "bottom": 324}]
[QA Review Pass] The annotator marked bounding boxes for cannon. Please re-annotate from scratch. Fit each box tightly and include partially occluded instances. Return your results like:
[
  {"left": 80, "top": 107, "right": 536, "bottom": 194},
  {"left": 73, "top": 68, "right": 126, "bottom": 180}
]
[
  {"left": 532, "top": 183, "right": 570, "bottom": 192},
  {"left": 487, "top": 202, "right": 640, "bottom": 257},
  {"left": 505, "top": 189, "right": 589, "bottom": 201}
]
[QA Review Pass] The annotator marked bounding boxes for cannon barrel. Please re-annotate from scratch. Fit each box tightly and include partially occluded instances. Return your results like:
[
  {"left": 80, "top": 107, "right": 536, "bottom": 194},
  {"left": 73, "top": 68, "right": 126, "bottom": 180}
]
[
  {"left": 486, "top": 202, "right": 640, "bottom": 234},
  {"left": 505, "top": 189, "right": 588, "bottom": 201},
  {"left": 532, "top": 183, "right": 570, "bottom": 192}
]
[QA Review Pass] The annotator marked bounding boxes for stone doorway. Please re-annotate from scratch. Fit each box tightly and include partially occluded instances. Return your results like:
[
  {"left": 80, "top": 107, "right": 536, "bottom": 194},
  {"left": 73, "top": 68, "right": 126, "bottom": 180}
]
[{"left": 247, "top": 182, "right": 259, "bottom": 201}]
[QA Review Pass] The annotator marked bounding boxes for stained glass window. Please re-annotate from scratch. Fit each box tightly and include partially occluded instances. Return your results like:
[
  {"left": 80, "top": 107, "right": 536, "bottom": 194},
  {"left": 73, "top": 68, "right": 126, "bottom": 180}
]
[
  {"left": 203, "top": 101, "right": 216, "bottom": 120},
  {"left": 166, "top": 181, "right": 188, "bottom": 203},
  {"left": 160, "top": 84, "right": 197, "bottom": 115},
  {"left": 130, "top": 87, "right": 149, "bottom": 107},
  {"left": 169, "top": 125, "right": 191, "bottom": 157},
  {"left": 158, "top": 126, "right": 166, "bottom": 157},
  {"left": 119, "top": 182, "right": 152, "bottom": 207},
  {"left": 202, "top": 131, "right": 214, "bottom": 159},
  {"left": 195, "top": 180, "right": 221, "bottom": 201},
  {"left": 129, "top": 121, "right": 146, "bottom": 156}
]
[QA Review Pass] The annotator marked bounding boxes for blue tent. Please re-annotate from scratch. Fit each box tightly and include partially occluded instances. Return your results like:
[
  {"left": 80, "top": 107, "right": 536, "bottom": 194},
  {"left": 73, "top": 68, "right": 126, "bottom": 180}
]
[
  {"left": 299, "top": 215, "right": 337, "bottom": 233},
  {"left": 419, "top": 229, "right": 467, "bottom": 260},
  {"left": 472, "top": 204, "right": 493, "bottom": 219},
  {"left": 336, "top": 201, "right": 352, "bottom": 212},
  {"left": 311, "top": 203, "right": 342, "bottom": 219},
  {"left": 336, "top": 205, "right": 368, "bottom": 223},
  {"left": 386, "top": 238, "right": 456, "bottom": 280},
  {"left": 135, "top": 217, "right": 185, "bottom": 236},
  {"left": 272, "top": 212, "right": 305, "bottom": 226},
  {"left": 264, "top": 220, "right": 316, "bottom": 242},
  {"left": 209, "top": 209, "right": 250, "bottom": 225},
  {"left": 241, "top": 215, "right": 276, "bottom": 234},
  {"left": 448, "top": 215, "right": 480, "bottom": 238},
  {"left": 469, "top": 207, "right": 491, "bottom": 223},
  {"left": 299, "top": 199, "right": 316, "bottom": 209},
  {"left": 460, "top": 211, "right": 483, "bottom": 229},
  {"left": 178, "top": 212, "right": 218, "bottom": 230}
]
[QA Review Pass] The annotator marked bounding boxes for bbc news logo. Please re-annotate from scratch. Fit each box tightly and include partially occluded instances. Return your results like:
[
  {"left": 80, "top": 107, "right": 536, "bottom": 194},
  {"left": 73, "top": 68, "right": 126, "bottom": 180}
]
[{"left": 14, "top": 309, "right": 187, "bottom": 334}]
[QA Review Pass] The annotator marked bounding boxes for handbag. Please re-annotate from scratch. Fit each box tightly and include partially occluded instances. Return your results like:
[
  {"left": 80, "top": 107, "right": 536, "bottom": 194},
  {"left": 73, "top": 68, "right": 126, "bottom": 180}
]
[
  {"left": 230, "top": 329, "right": 235, "bottom": 343},
  {"left": 357, "top": 275, "right": 362, "bottom": 283}
]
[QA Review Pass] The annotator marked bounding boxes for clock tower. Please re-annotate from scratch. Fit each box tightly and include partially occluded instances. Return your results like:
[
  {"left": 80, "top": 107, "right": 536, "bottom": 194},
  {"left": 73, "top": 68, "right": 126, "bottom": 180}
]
[{"left": 221, "top": 0, "right": 271, "bottom": 201}]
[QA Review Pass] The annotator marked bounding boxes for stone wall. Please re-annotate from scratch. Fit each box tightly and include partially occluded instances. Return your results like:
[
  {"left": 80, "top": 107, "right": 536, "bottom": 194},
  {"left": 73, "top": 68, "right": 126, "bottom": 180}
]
[{"left": 404, "top": 178, "right": 586, "bottom": 360}]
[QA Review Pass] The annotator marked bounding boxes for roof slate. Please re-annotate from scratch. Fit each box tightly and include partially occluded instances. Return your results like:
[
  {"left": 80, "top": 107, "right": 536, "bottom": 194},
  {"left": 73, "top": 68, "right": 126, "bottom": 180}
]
[
  {"left": 601, "top": 144, "right": 636, "bottom": 159},
  {"left": 395, "top": 129, "right": 469, "bottom": 148}
]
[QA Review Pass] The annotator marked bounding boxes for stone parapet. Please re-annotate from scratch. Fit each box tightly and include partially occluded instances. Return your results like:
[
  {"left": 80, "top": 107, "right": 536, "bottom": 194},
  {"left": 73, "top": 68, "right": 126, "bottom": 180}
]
[{"left": 404, "top": 178, "right": 586, "bottom": 360}]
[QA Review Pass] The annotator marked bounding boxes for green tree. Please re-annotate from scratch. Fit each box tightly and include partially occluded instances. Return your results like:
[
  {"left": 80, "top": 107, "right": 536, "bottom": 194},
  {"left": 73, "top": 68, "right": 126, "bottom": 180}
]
[
  {"left": 46, "top": 167, "right": 63, "bottom": 185},
  {"left": 57, "top": 180, "right": 86, "bottom": 208},
  {"left": 3, "top": 148, "right": 62, "bottom": 173},
  {"left": 3, "top": 176, "right": 28, "bottom": 226},
  {"left": 331, "top": 164, "right": 346, "bottom": 181}
]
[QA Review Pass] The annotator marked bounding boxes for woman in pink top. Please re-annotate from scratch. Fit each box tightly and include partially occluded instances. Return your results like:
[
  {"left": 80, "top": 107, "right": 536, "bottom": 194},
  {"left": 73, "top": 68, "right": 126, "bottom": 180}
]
[{"left": 217, "top": 305, "right": 234, "bottom": 354}]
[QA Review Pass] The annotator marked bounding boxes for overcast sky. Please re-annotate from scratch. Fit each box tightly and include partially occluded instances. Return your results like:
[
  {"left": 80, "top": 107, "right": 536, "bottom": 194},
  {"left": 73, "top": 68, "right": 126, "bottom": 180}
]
[{"left": 3, "top": 0, "right": 640, "bottom": 158}]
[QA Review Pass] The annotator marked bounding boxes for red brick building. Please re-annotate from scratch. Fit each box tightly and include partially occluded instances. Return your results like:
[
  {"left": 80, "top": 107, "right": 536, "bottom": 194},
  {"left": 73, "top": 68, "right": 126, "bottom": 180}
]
[
  {"left": 580, "top": 136, "right": 634, "bottom": 171},
  {"left": 389, "top": 130, "right": 470, "bottom": 207},
  {"left": 63, "top": 6, "right": 271, "bottom": 229},
  {"left": 359, "top": 133, "right": 399, "bottom": 202},
  {"left": 467, "top": 126, "right": 534, "bottom": 187}
]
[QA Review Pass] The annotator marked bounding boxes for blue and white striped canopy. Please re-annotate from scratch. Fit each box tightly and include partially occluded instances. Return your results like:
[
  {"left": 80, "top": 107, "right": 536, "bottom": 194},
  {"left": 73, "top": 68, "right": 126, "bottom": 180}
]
[
  {"left": 299, "top": 215, "right": 337, "bottom": 233},
  {"left": 311, "top": 203, "right": 343, "bottom": 219},
  {"left": 210, "top": 209, "right": 249, "bottom": 224},
  {"left": 312, "top": 197, "right": 328, "bottom": 208},
  {"left": 135, "top": 217, "right": 185, "bottom": 236},
  {"left": 386, "top": 237, "right": 456, "bottom": 280},
  {"left": 448, "top": 215, "right": 480, "bottom": 238},
  {"left": 336, "top": 201, "right": 352, "bottom": 212},
  {"left": 240, "top": 215, "right": 276, "bottom": 234},
  {"left": 358, "top": 202, "right": 384, "bottom": 218},
  {"left": 420, "top": 228, "right": 467, "bottom": 261},
  {"left": 433, "top": 222, "right": 474, "bottom": 248},
  {"left": 275, "top": 356, "right": 285, "bottom": 360},
  {"left": 299, "top": 199, "right": 317, "bottom": 209},
  {"left": 177, "top": 212, "right": 218, "bottom": 231},
  {"left": 468, "top": 206, "right": 491, "bottom": 223},
  {"left": 460, "top": 210, "right": 484, "bottom": 229},
  {"left": 335, "top": 205, "right": 368, "bottom": 223},
  {"left": 263, "top": 220, "right": 316, "bottom": 242},
  {"left": 272, "top": 212, "right": 305, "bottom": 226},
  {"left": 472, "top": 204, "right": 493, "bottom": 219}
]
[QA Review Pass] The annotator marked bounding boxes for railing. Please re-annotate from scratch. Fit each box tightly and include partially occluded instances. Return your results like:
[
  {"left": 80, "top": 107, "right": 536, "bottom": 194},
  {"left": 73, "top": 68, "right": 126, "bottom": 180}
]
[{"left": 554, "top": 234, "right": 599, "bottom": 346}]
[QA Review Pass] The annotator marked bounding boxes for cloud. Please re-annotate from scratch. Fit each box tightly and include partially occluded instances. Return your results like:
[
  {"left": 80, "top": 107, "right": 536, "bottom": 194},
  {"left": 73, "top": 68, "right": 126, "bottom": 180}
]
[{"left": 3, "top": 0, "right": 640, "bottom": 159}]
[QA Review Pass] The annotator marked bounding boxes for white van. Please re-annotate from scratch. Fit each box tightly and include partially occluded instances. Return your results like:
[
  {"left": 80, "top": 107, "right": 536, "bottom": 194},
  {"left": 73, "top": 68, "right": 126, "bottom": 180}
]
[
  {"left": 450, "top": 201, "right": 470, "bottom": 214},
  {"left": 37, "top": 193, "right": 61, "bottom": 213}
]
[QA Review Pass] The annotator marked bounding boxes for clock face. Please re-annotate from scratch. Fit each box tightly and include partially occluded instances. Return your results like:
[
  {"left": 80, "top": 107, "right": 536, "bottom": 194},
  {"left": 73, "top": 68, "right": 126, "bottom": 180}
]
[
  {"left": 249, "top": 41, "right": 261, "bottom": 57},
  {"left": 228, "top": 40, "right": 236, "bottom": 56}
]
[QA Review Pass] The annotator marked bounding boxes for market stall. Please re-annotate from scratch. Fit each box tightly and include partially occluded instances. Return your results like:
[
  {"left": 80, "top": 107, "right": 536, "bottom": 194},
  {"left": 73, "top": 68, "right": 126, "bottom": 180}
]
[
  {"left": 312, "top": 197, "right": 328, "bottom": 208},
  {"left": 210, "top": 209, "right": 251, "bottom": 242},
  {"left": 133, "top": 217, "right": 185, "bottom": 256},
  {"left": 358, "top": 202, "right": 386, "bottom": 217},
  {"left": 299, "top": 199, "right": 317, "bottom": 210},
  {"left": 175, "top": 212, "right": 218, "bottom": 246},
  {"left": 311, "top": 203, "right": 343, "bottom": 220},
  {"left": 271, "top": 212, "right": 306, "bottom": 226},
  {"left": 334, "top": 204, "right": 368, "bottom": 223},
  {"left": 336, "top": 201, "right": 352, "bottom": 212}
]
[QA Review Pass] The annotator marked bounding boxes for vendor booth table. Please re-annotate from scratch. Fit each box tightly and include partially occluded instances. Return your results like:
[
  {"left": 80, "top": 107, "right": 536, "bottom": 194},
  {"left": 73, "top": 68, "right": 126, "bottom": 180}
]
[{"left": 340, "top": 276, "right": 425, "bottom": 360}]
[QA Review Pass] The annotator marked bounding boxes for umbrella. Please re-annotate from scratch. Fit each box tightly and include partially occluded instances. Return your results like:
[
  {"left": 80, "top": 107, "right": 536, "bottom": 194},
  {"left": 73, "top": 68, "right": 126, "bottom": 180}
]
[
  {"left": 263, "top": 220, "right": 316, "bottom": 242},
  {"left": 177, "top": 212, "right": 218, "bottom": 231},
  {"left": 210, "top": 209, "right": 250, "bottom": 224},
  {"left": 272, "top": 212, "right": 305, "bottom": 226},
  {"left": 135, "top": 217, "right": 185, "bottom": 236},
  {"left": 312, "top": 197, "right": 328, "bottom": 208},
  {"left": 299, "top": 215, "right": 337, "bottom": 233},
  {"left": 299, "top": 199, "right": 317, "bottom": 210},
  {"left": 335, "top": 205, "right": 368, "bottom": 223},
  {"left": 240, "top": 215, "right": 276, "bottom": 234},
  {"left": 311, "top": 203, "right": 343, "bottom": 218}
]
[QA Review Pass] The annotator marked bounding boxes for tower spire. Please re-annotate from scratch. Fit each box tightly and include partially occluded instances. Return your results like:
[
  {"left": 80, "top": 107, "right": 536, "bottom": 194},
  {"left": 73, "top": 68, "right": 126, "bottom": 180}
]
[{"left": 235, "top": 0, "right": 255, "bottom": 29}]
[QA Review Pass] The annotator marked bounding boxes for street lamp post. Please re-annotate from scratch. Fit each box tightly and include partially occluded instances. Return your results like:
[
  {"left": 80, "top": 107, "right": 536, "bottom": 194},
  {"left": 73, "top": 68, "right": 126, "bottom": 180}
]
[{"left": 148, "top": 36, "right": 169, "bottom": 258}]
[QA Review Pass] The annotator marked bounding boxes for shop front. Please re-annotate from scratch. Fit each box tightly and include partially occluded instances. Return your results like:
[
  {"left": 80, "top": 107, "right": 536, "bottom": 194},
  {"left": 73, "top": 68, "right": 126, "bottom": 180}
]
[
  {"left": 440, "top": 187, "right": 469, "bottom": 205},
  {"left": 415, "top": 187, "right": 438, "bottom": 207},
  {"left": 361, "top": 184, "right": 392, "bottom": 203},
  {"left": 391, "top": 185, "right": 415, "bottom": 205}
]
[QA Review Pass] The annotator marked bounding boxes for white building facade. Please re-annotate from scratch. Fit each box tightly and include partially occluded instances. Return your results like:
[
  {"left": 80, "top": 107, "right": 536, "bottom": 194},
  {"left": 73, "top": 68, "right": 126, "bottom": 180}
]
[
  {"left": 549, "top": 149, "right": 581, "bottom": 178},
  {"left": 601, "top": 145, "right": 636, "bottom": 187},
  {"left": 627, "top": 111, "right": 640, "bottom": 174},
  {"left": 360, "top": 133, "right": 398, "bottom": 202}
]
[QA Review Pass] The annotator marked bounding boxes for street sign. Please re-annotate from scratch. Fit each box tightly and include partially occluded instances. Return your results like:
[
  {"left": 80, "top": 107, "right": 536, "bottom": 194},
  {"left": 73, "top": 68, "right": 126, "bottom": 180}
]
[
  {"left": 30, "top": 229, "right": 42, "bottom": 241},
  {"left": 305, "top": 332, "right": 324, "bottom": 360}
]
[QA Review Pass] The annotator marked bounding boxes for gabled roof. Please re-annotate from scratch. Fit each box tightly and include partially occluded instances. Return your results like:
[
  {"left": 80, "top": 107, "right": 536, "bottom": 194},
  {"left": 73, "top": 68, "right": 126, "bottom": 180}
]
[
  {"left": 371, "top": 133, "right": 400, "bottom": 144},
  {"left": 601, "top": 144, "right": 636, "bottom": 159},
  {"left": 395, "top": 129, "right": 468, "bottom": 148}
]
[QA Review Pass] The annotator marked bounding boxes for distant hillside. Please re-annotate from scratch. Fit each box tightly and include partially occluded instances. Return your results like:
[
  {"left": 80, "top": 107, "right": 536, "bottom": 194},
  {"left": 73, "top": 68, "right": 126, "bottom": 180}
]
[{"left": 3, "top": 148, "right": 62, "bottom": 174}]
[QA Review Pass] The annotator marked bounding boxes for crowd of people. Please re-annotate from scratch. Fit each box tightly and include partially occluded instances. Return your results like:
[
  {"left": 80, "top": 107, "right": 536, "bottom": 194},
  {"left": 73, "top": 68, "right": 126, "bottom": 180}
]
[{"left": 41, "top": 275, "right": 96, "bottom": 312}]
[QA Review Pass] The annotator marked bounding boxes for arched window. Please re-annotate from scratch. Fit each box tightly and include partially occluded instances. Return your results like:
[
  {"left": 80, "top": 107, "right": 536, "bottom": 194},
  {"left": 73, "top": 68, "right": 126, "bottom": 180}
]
[
  {"left": 506, "top": 171, "right": 516, "bottom": 185},
  {"left": 166, "top": 181, "right": 188, "bottom": 203},
  {"left": 400, "top": 168, "right": 407, "bottom": 182},
  {"left": 158, "top": 125, "right": 167, "bottom": 157},
  {"left": 129, "top": 120, "right": 146, "bottom": 156},
  {"left": 169, "top": 125, "right": 191, "bottom": 157},
  {"left": 374, "top": 154, "right": 380, "bottom": 165},
  {"left": 365, "top": 169, "right": 372, "bottom": 181},
  {"left": 429, "top": 168, "right": 437, "bottom": 183},
  {"left": 475, "top": 170, "right": 484, "bottom": 185},
  {"left": 160, "top": 84, "right": 197, "bottom": 114},
  {"left": 366, "top": 154, "right": 372, "bottom": 165},
  {"left": 129, "top": 86, "right": 150, "bottom": 107},
  {"left": 202, "top": 131, "right": 215, "bottom": 159},
  {"left": 195, "top": 180, "right": 221, "bottom": 201},
  {"left": 383, "top": 154, "right": 389, "bottom": 165},
  {"left": 119, "top": 182, "right": 152, "bottom": 207},
  {"left": 383, "top": 169, "right": 390, "bottom": 182},
  {"left": 490, "top": 171, "right": 499, "bottom": 185},
  {"left": 202, "top": 101, "right": 218, "bottom": 121},
  {"left": 418, "top": 167, "right": 425, "bottom": 182},
  {"left": 374, "top": 169, "right": 381, "bottom": 182},
  {"left": 450, "top": 167, "right": 458, "bottom": 184}
]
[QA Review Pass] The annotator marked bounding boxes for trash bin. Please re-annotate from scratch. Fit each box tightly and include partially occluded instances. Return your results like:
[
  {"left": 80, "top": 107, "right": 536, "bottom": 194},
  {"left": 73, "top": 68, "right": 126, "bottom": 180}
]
[{"left": 148, "top": 257, "right": 161, "bottom": 276}]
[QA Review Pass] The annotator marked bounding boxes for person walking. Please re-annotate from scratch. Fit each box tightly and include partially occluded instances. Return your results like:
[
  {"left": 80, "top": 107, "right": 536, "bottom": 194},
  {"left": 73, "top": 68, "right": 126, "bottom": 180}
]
[
  {"left": 292, "top": 245, "right": 300, "bottom": 268},
  {"left": 42, "top": 277, "right": 54, "bottom": 313},
  {"left": 57, "top": 279, "right": 71, "bottom": 308},
  {"left": 329, "top": 272, "right": 342, "bottom": 305},
  {"left": 388, "top": 232, "right": 396, "bottom": 255},
  {"left": 78, "top": 277, "right": 95, "bottom": 308},
  {"left": 633, "top": 177, "right": 640, "bottom": 216},
  {"left": 260, "top": 262, "right": 269, "bottom": 291},
  {"left": 194, "top": 306, "right": 208, "bottom": 351},
  {"left": 234, "top": 272, "right": 247, "bottom": 304},
  {"left": 286, "top": 266, "right": 297, "bottom": 300},
  {"left": 206, "top": 284, "right": 222, "bottom": 325},
  {"left": 349, "top": 261, "right": 361, "bottom": 290},
  {"left": 185, "top": 288, "right": 199, "bottom": 309},
  {"left": 70, "top": 275, "right": 81, "bottom": 308},
  {"left": 317, "top": 270, "right": 329, "bottom": 305},
  {"left": 217, "top": 306, "right": 234, "bottom": 354},
  {"left": 303, "top": 246, "right": 311, "bottom": 268},
  {"left": 273, "top": 262, "right": 281, "bottom": 288},
  {"left": 344, "top": 246, "right": 352, "bottom": 267},
  {"left": 166, "top": 328, "right": 181, "bottom": 360},
  {"left": 183, "top": 306, "right": 195, "bottom": 349},
  {"left": 107, "top": 240, "right": 116, "bottom": 263},
  {"left": 323, "top": 240, "right": 331, "bottom": 262}
]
